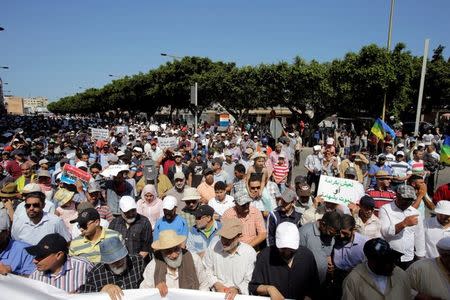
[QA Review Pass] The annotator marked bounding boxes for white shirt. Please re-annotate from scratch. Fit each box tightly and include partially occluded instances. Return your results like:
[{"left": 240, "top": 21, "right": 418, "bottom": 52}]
[
  {"left": 140, "top": 252, "right": 209, "bottom": 291},
  {"left": 379, "top": 202, "right": 426, "bottom": 262},
  {"left": 208, "top": 195, "right": 235, "bottom": 216},
  {"left": 203, "top": 241, "right": 256, "bottom": 295},
  {"left": 424, "top": 216, "right": 450, "bottom": 258}
]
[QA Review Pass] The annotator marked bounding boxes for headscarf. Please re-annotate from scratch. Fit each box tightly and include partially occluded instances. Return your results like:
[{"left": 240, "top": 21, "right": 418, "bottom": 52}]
[{"left": 137, "top": 184, "right": 163, "bottom": 228}]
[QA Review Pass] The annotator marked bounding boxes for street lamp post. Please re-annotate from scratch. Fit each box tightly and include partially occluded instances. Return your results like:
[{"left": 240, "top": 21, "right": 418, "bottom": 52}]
[{"left": 381, "top": 0, "right": 395, "bottom": 121}]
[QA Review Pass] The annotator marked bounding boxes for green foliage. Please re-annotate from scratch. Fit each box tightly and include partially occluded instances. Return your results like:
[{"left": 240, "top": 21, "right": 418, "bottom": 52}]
[{"left": 48, "top": 43, "right": 449, "bottom": 124}]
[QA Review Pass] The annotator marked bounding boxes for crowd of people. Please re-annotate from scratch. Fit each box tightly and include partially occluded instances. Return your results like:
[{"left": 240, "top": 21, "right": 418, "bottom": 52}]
[{"left": 0, "top": 113, "right": 449, "bottom": 300}]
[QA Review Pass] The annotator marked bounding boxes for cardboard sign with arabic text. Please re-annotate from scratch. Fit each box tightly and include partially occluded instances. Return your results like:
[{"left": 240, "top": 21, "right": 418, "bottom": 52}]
[
  {"left": 317, "top": 175, "right": 365, "bottom": 205},
  {"left": 60, "top": 164, "right": 92, "bottom": 190}
]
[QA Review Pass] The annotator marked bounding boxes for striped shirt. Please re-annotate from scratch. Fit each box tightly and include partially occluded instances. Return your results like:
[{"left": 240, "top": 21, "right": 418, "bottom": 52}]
[
  {"left": 29, "top": 256, "right": 93, "bottom": 293},
  {"left": 390, "top": 161, "right": 412, "bottom": 183},
  {"left": 69, "top": 227, "right": 122, "bottom": 263},
  {"left": 222, "top": 206, "right": 267, "bottom": 245},
  {"left": 365, "top": 188, "right": 397, "bottom": 216},
  {"left": 272, "top": 162, "right": 289, "bottom": 183},
  {"left": 409, "top": 159, "right": 425, "bottom": 176}
]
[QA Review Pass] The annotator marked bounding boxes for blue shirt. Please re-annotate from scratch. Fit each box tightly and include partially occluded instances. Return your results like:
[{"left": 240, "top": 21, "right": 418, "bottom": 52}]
[
  {"left": 332, "top": 232, "right": 368, "bottom": 271},
  {"left": 368, "top": 163, "right": 393, "bottom": 187},
  {"left": 0, "top": 239, "right": 36, "bottom": 275},
  {"left": 186, "top": 221, "right": 221, "bottom": 254},
  {"left": 11, "top": 212, "right": 71, "bottom": 245},
  {"left": 153, "top": 215, "right": 188, "bottom": 241}
]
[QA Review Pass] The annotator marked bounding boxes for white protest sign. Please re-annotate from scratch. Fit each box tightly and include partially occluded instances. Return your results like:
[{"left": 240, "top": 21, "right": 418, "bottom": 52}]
[
  {"left": 116, "top": 126, "right": 129, "bottom": 135},
  {"left": 317, "top": 175, "right": 365, "bottom": 205},
  {"left": 101, "top": 164, "right": 129, "bottom": 178},
  {"left": 158, "top": 136, "right": 178, "bottom": 149},
  {"left": 90, "top": 128, "right": 109, "bottom": 140},
  {"left": 0, "top": 274, "right": 268, "bottom": 300}
]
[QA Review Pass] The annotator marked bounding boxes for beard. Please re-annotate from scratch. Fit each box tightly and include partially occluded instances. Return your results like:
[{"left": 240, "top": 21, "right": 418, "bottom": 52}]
[
  {"left": 109, "top": 260, "right": 128, "bottom": 275},
  {"left": 222, "top": 239, "right": 239, "bottom": 252},
  {"left": 163, "top": 252, "right": 183, "bottom": 269}
]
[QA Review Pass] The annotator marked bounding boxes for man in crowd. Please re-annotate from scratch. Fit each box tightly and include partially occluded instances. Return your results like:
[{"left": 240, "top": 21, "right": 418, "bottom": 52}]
[
  {"left": 366, "top": 170, "right": 396, "bottom": 215},
  {"left": 15, "top": 161, "right": 37, "bottom": 193},
  {"left": 79, "top": 236, "right": 146, "bottom": 299},
  {"left": 153, "top": 196, "right": 188, "bottom": 241},
  {"left": 407, "top": 236, "right": 450, "bottom": 300},
  {"left": 368, "top": 154, "right": 392, "bottom": 188},
  {"left": 11, "top": 191, "right": 70, "bottom": 245},
  {"left": 352, "top": 195, "right": 381, "bottom": 239},
  {"left": 0, "top": 209, "right": 35, "bottom": 275},
  {"left": 249, "top": 222, "right": 319, "bottom": 300},
  {"left": 342, "top": 238, "right": 410, "bottom": 299},
  {"left": 379, "top": 185, "right": 425, "bottom": 270},
  {"left": 204, "top": 219, "right": 257, "bottom": 298},
  {"left": 188, "top": 152, "right": 208, "bottom": 188},
  {"left": 109, "top": 196, "right": 152, "bottom": 259},
  {"left": 294, "top": 180, "right": 313, "bottom": 214},
  {"left": 69, "top": 208, "right": 122, "bottom": 263},
  {"left": 212, "top": 158, "right": 232, "bottom": 192},
  {"left": 304, "top": 145, "right": 322, "bottom": 195},
  {"left": 339, "top": 150, "right": 368, "bottom": 184},
  {"left": 27, "top": 233, "right": 93, "bottom": 293},
  {"left": 197, "top": 168, "right": 216, "bottom": 204},
  {"left": 167, "top": 152, "right": 189, "bottom": 183},
  {"left": 222, "top": 193, "right": 267, "bottom": 249},
  {"left": 299, "top": 211, "right": 342, "bottom": 285},
  {"left": 179, "top": 187, "right": 201, "bottom": 228},
  {"left": 423, "top": 200, "right": 450, "bottom": 258},
  {"left": 208, "top": 181, "right": 235, "bottom": 219},
  {"left": 105, "top": 169, "right": 134, "bottom": 217},
  {"left": 166, "top": 172, "right": 188, "bottom": 210},
  {"left": 266, "top": 189, "right": 301, "bottom": 247},
  {"left": 140, "top": 229, "right": 209, "bottom": 296},
  {"left": 86, "top": 182, "right": 114, "bottom": 222},
  {"left": 247, "top": 175, "right": 277, "bottom": 218},
  {"left": 389, "top": 151, "right": 412, "bottom": 191},
  {"left": 186, "top": 204, "right": 221, "bottom": 257},
  {"left": 331, "top": 215, "right": 367, "bottom": 298}
]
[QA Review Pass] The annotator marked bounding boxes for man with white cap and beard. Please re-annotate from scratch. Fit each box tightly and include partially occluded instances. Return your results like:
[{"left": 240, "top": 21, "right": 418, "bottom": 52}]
[
  {"left": 109, "top": 196, "right": 153, "bottom": 259},
  {"left": 140, "top": 230, "right": 209, "bottom": 297},
  {"left": 423, "top": 200, "right": 450, "bottom": 258},
  {"left": 249, "top": 222, "right": 319, "bottom": 299}
]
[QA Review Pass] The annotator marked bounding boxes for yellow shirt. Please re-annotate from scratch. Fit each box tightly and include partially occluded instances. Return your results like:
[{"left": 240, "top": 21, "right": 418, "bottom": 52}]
[{"left": 69, "top": 227, "right": 122, "bottom": 263}]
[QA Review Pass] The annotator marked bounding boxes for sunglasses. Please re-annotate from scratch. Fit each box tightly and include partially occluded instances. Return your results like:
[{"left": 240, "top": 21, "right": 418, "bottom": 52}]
[
  {"left": 25, "top": 203, "right": 41, "bottom": 209},
  {"left": 250, "top": 186, "right": 261, "bottom": 190},
  {"left": 77, "top": 220, "right": 94, "bottom": 230}
]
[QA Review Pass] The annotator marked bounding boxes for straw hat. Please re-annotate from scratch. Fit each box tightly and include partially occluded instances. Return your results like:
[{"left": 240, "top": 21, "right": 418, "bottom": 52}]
[
  {"left": 0, "top": 183, "right": 19, "bottom": 198},
  {"left": 152, "top": 230, "right": 186, "bottom": 251}
]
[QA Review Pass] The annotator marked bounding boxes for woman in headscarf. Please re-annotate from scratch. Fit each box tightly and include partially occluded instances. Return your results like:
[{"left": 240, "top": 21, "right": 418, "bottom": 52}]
[{"left": 137, "top": 184, "right": 163, "bottom": 228}]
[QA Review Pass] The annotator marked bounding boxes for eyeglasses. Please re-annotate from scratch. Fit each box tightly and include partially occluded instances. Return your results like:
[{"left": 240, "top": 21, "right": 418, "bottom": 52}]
[{"left": 25, "top": 203, "right": 41, "bottom": 209}]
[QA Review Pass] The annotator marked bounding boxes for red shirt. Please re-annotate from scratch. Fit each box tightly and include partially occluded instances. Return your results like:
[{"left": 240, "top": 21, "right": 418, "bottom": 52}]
[
  {"left": 5, "top": 160, "right": 22, "bottom": 180},
  {"left": 433, "top": 184, "right": 450, "bottom": 205},
  {"left": 366, "top": 187, "right": 396, "bottom": 216}
]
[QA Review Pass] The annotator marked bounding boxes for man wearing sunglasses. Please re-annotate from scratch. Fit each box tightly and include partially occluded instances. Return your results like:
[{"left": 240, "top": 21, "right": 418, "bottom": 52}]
[
  {"left": 27, "top": 233, "right": 93, "bottom": 293},
  {"left": 69, "top": 208, "right": 122, "bottom": 263},
  {"left": 11, "top": 191, "right": 70, "bottom": 245}
]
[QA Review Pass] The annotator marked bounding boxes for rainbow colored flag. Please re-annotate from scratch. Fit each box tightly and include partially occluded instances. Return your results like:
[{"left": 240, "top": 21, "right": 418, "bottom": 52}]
[
  {"left": 370, "top": 118, "right": 396, "bottom": 141},
  {"left": 441, "top": 135, "right": 450, "bottom": 165}
]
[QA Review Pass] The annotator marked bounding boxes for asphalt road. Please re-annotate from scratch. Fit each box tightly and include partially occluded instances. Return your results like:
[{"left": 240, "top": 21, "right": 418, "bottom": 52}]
[{"left": 292, "top": 147, "right": 450, "bottom": 192}]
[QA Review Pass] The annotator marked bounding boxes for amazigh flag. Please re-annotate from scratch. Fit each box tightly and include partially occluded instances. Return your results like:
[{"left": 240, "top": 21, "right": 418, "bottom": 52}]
[
  {"left": 441, "top": 135, "right": 450, "bottom": 165},
  {"left": 370, "top": 118, "right": 396, "bottom": 141}
]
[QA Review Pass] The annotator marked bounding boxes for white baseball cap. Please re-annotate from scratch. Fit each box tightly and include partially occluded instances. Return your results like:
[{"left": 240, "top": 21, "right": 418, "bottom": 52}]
[
  {"left": 119, "top": 196, "right": 137, "bottom": 212},
  {"left": 275, "top": 222, "right": 299, "bottom": 250},
  {"left": 313, "top": 145, "right": 321, "bottom": 151},
  {"left": 76, "top": 161, "right": 88, "bottom": 168},
  {"left": 434, "top": 200, "right": 450, "bottom": 216},
  {"left": 162, "top": 195, "right": 178, "bottom": 210}
]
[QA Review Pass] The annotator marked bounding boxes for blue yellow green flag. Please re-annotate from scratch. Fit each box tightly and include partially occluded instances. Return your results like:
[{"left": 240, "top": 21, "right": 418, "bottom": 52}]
[
  {"left": 441, "top": 135, "right": 450, "bottom": 165},
  {"left": 370, "top": 118, "right": 396, "bottom": 141}
]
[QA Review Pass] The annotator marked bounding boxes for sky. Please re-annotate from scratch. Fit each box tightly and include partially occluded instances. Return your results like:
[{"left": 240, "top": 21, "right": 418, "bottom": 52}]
[{"left": 1, "top": 0, "right": 449, "bottom": 101}]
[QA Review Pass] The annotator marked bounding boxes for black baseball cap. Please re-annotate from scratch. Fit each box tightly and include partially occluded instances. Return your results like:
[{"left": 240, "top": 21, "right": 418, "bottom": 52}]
[
  {"left": 294, "top": 175, "right": 307, "bottom": 185},
  {"left": 359, "top": 195, "right": 375, "bottom": 209},
  {"left": 203, "top": 168, "right": 214, "bottom": 176},
  {"left": 70, "top": 208, "right": 100, "bottom": 227},
  {"left": 192, "top": 205, "right": 215, "bottom": 218},
  {"left": 26, "top": 233, "right": 68, "bottom": 259},
  {"left": 363, "top": 238, "right": 403, "bottom": 261}
]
